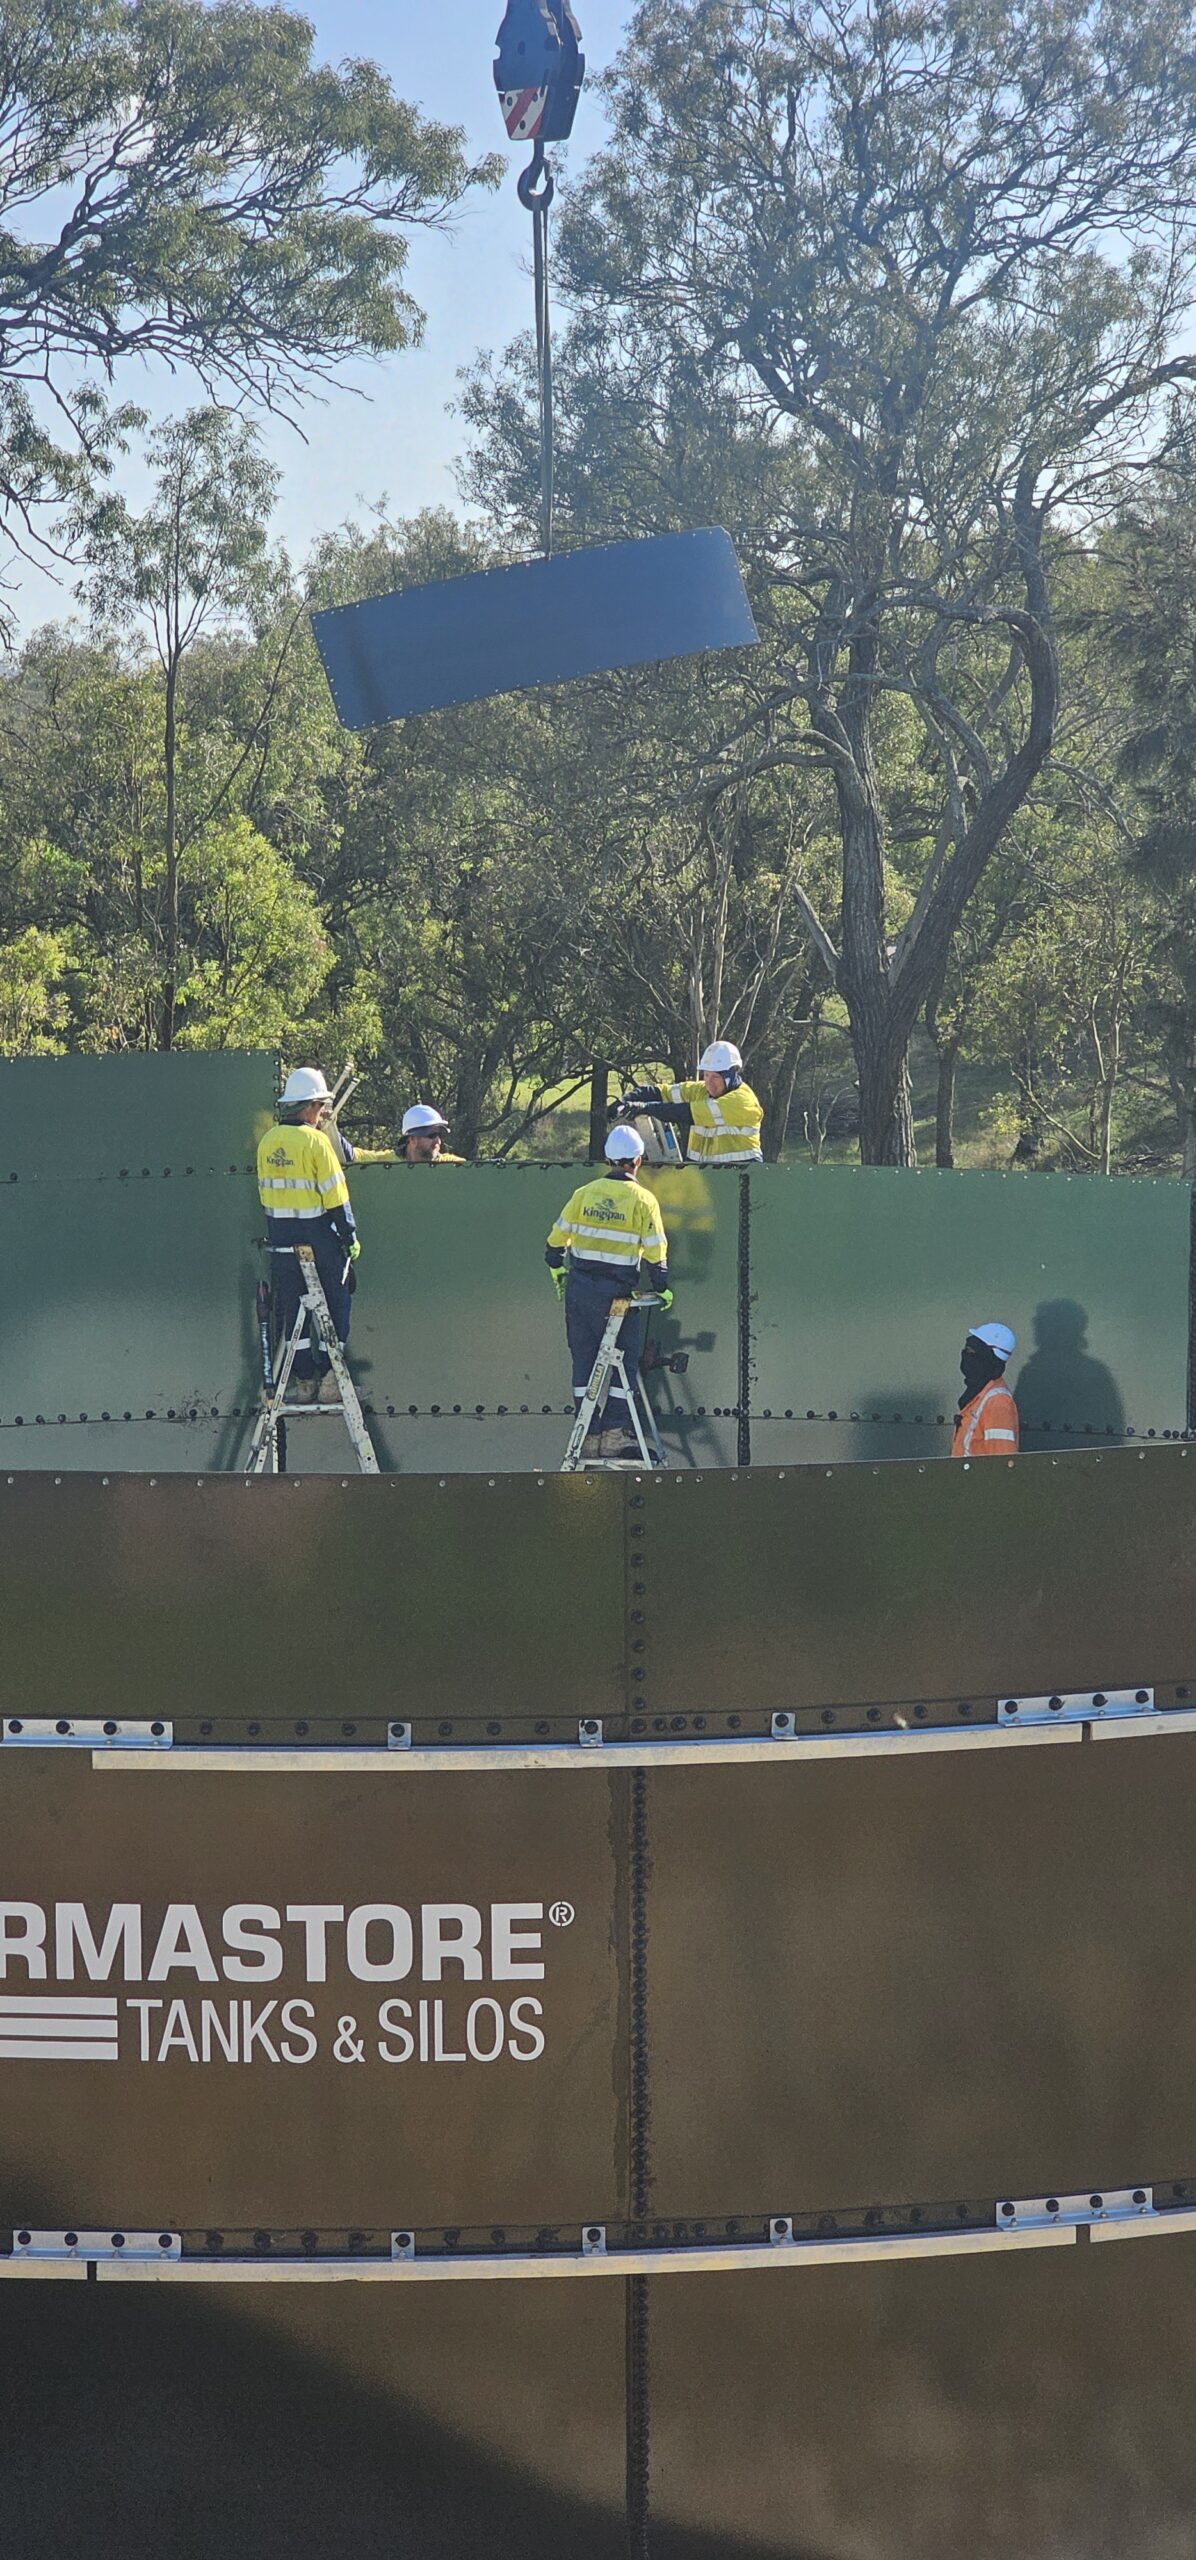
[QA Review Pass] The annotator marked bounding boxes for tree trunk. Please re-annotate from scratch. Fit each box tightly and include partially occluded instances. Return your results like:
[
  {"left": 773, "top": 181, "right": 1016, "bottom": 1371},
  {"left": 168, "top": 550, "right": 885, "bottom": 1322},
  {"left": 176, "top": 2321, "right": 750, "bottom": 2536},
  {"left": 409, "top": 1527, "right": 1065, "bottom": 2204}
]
[
  {"left": 759, "top": 1025, "right": 810, "bottom": 1163},
  {"left": 159, "top": 660, "right": 179, "bottom": 1052},
  {"left": 851, "top": 1009, "right": 917, "bottom": 1165},
  {"left": 1012, "top": 1040, "right": 1044, "bottom": 1164},
  {"left": 934, "top": 1041, "right": 959, "bottom": 1169},
  {"left": 1183, "top": 1098, "right": 1196, "bottom": 1181},
  {"left": 1096, "top": 1064, "right": 1117, "bottom": 1176}
]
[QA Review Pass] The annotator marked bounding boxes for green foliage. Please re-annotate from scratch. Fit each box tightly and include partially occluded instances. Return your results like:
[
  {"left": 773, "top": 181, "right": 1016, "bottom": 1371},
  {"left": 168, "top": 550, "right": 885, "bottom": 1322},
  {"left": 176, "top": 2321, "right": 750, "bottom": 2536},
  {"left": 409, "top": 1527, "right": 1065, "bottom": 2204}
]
[
  {"left": 0, "top": 0, "right": 499, "bottom": 622},
  {"left": 0, "top": 926, "right": 72, "bottom": 1052},
  {"left": 172, "top": 817, "right": 330, "bottom": 1051}
]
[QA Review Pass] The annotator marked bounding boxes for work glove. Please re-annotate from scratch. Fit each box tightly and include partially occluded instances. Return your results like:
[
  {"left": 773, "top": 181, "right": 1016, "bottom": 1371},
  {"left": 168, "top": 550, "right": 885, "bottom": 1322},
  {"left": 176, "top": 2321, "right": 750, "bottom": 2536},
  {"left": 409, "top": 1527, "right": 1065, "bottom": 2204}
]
[
  {"left": 619, "top": 1085, "right": 658, "bottom": 1112},
  {"left": 550, "top": 1266, "right": 567, "bottom": 1302},
  {"left": 348, "top": 1236, "right": 362, "bottom": 1262}
]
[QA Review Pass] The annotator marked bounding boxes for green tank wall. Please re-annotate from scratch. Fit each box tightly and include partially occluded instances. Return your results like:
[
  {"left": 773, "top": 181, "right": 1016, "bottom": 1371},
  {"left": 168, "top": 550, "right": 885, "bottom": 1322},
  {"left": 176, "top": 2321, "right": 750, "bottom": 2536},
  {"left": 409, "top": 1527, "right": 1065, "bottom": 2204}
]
[{"left": 0, "top": 1053, "right": 1187, "bottom": 1471}]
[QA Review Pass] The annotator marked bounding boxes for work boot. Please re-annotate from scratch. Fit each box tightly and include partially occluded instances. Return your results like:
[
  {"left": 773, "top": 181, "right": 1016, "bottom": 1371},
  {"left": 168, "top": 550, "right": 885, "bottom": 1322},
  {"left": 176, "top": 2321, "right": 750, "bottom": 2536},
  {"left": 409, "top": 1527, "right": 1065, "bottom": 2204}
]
[
  {"left": 599, "top": 1427, "right": 636, "bottom": 1459},
  {"left": 288, "top": 1376, "right": 317, "bottom": 1406},
  {"left": 317, "top": 1367, "right": 342, "bottom": 1406},
  {"left": 579, "top": 1433, "right": 603, "bottom": 1464}
]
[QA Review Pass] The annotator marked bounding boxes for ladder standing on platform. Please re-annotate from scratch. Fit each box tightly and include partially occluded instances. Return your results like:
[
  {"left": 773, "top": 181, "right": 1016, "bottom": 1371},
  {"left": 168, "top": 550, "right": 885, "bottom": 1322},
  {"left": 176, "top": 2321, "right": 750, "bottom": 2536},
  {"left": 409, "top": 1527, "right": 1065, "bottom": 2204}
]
[
  {"left": 247, "top": 1245, "right": 379, "bottom": 1475},
  {"left": 561, "top": 1294, "right": 667, "bottom": 1471},
  {"left": 252, "top": 1065, "right": 378, "bottom": 1476},
  {"left": 547, "top": 1123, "right": 672, "bottom": 1470}
]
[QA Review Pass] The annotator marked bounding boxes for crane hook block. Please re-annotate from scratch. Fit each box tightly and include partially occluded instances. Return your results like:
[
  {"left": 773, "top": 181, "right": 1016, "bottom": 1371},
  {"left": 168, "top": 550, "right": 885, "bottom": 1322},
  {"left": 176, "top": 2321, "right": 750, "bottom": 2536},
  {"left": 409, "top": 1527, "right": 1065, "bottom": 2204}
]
[{"left": 495, "top": 0, "right": 585, "bottom": 145}]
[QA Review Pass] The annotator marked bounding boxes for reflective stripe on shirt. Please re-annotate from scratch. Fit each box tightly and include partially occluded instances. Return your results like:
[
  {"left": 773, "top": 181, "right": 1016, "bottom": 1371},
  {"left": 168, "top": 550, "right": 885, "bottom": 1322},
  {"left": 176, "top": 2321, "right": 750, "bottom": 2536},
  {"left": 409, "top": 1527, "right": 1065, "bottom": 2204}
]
[{"left": 954, "top": 1381, "right": 1020, "bottom": 1457}]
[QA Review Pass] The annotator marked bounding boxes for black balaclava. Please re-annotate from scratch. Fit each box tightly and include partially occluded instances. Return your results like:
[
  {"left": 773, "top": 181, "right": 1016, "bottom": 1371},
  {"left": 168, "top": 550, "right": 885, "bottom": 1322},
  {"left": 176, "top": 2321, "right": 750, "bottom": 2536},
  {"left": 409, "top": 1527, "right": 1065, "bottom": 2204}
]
[{"left": 960, "top": 1334, "right": 1006, "bottom": 1404}]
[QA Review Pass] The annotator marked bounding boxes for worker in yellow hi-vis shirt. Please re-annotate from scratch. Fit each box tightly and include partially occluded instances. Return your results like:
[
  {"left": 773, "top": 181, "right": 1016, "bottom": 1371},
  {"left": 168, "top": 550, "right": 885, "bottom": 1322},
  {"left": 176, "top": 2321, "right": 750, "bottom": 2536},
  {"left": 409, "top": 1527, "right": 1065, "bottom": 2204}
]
[
  {"left": 620, "top": 1040, "right": 763, "bottom": 1164},
  {"left": 339, "top": 1103, "right": 466, "bottom": 1167},
  {"left": 546, "top": 1124, "right": 671, "bottom": 1461},
  {"left": 256, "top": 1067, "right": 360, "bottom": 1405}
]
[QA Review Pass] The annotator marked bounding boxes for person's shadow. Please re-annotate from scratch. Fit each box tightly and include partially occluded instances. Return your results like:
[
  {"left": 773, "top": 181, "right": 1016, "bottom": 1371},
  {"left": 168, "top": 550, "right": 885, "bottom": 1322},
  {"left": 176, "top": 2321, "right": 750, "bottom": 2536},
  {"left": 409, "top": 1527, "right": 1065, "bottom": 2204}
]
[{"left": 1013, "top": 1300, "right": 1125, "bottom": 1452}]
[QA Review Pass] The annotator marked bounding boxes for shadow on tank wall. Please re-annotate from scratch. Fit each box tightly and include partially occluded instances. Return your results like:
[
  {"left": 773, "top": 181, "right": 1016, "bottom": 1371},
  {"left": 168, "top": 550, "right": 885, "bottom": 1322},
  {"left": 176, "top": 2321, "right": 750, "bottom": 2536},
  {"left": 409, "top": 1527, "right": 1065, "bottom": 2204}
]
[
  {"left": 0, "top": 2202, "right": 822, "bottom": 2560},
  {"left": 1014, "top": 1298, "right": 1127, "bottom": 1452}
]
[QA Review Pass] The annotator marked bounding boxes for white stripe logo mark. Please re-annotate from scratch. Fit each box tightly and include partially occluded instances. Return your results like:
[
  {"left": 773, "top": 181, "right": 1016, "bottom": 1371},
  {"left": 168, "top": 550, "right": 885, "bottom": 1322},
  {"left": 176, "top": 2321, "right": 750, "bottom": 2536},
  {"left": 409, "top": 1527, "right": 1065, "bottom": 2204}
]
[{"left": 0, "top": 1995, "right": 118, "bottom": 2062}]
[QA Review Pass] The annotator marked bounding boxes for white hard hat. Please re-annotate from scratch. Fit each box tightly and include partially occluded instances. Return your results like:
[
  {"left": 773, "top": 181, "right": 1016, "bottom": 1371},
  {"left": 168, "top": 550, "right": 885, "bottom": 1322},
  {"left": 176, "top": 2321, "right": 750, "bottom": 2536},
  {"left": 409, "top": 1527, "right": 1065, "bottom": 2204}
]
[
  {"left": 969, "top": 1321, "right": 1016, "bottom": 1362},
  {"left": 698, "top": 1040, "right": 742, "bottom": 1075},
  {"left": 605, "top": 1123, "right": 645, "bottom": 1162},
  {"left": 279, "top": 1066, "right": 331, "bottom": 1107},
  {"left": 402, "top": 1103, "right": 450, "bottom": 1136}
]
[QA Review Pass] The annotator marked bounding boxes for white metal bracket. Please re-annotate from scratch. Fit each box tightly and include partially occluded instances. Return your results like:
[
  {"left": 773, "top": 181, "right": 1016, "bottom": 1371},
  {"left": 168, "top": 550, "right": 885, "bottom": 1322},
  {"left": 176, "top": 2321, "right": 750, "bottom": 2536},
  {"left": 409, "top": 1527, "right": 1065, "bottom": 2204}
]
[
  {"left": 13, "top": 2228, "right": 181, "bottom": 2261},
  {"left": 3, "top": 1716, "right": 173, "bottom": 1750},
  {"left": 997, "top": 1688, "right": 1154, "bottom": 1728},
  {"left": 578, "top": 1718, "right": 604, "bottom": 1749},
  {"left": 996, "top": 2187, "right": 1152, "bottom": 2231}
]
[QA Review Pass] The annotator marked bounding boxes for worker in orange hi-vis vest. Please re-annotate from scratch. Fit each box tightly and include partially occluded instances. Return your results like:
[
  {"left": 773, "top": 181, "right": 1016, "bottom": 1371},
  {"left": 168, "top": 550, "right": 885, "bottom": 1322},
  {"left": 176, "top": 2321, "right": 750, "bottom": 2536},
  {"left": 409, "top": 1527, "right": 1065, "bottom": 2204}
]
[{"left": 951, "top": 1322, "right": 1020, "bottom": 1458}]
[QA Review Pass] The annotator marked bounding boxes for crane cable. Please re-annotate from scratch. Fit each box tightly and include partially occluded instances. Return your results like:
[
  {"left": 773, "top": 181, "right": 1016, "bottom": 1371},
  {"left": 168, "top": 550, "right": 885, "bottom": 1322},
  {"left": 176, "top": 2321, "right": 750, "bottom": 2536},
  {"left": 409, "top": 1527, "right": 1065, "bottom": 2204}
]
[{"left": 518, "top": 142, "right": 556, "bottom": 559}]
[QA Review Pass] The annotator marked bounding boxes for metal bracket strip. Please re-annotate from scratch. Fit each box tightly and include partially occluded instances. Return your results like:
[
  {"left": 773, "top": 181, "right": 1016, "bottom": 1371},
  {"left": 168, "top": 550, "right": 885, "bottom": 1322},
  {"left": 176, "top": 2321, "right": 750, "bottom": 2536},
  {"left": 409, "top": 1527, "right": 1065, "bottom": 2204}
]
[
  {"left": 997, "top": 1688, "right": 1155, "bottom": 1727},
  {"left": 3, "top": 1717, "right": 173, "bottom": 1750},
  {"left": 10, "top": 2230, "right": 181, "bottom": 2262},
  {"left": 89, "top": 2225, "right": 1076, "bottom": 2283},
  {"left": 88, "top": 1726, "right": 1084, "bottom": 1774},
  {"left": 0, "top": 1691, "right": 1184, "bottom": 1771},
  {"left": 18, "top": 2185, "right": 1196, "bottom": 2283}
]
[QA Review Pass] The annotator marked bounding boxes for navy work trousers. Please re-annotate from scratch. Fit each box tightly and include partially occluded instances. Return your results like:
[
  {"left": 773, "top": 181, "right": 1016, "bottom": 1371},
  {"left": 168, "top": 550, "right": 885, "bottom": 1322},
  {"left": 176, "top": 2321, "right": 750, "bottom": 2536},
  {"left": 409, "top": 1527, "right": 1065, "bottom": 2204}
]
[
  {"left": 268, "top": 1220, "right": 351, "bottom": 1381},
  {"left": 565, "top": 1267, "right": 645, "bottom": 1431}
]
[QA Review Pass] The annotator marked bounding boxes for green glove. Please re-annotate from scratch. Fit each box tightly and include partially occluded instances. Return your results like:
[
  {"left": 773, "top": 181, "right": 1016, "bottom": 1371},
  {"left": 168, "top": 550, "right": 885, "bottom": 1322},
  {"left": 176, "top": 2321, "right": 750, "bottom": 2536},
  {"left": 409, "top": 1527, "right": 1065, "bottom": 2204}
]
[
  {"left": 348, "top": 1236, "right": 362, "bottom": 1262},
  {"left": 550, "top": 1266, "right": 567, "bottom": 1302},
  {"left": 658, "top": 1287, "right": 674, "bottom": 1310}
]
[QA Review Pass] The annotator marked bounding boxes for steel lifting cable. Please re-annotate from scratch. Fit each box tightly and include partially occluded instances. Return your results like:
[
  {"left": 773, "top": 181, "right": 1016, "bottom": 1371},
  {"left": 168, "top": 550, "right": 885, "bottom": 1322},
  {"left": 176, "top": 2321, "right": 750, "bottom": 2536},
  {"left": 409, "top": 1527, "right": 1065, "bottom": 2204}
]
[
  {"left": 496, "top": 4, "right": 584, "bottom": 559},
  {"left": 519, "top": 142, "right": 556, "bottom": 559}
]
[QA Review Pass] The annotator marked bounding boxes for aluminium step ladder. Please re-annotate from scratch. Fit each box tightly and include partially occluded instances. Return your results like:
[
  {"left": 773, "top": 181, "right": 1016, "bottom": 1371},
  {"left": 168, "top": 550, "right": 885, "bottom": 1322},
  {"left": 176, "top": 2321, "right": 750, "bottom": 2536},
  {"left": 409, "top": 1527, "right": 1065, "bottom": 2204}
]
[
  {"left": 561, "top": 1294, "right": 668, "bottom": 1472},
  {"left": 246, "top": 1244, "right": 380, "bottom": 1475}
]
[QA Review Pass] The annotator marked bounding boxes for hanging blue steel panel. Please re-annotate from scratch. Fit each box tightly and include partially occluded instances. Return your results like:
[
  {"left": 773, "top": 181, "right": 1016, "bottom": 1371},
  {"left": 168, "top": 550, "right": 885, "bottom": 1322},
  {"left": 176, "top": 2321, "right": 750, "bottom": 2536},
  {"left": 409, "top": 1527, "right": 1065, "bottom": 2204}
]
[
  {"left": 0, "top": 1051, "right": 274, "bottom": 1180},
  {"left": 749, "top": 1165, "right": 1189, "bottom": 1461},
  {"left": 311, "top": 529, "right": 759, "bottom": 729}
]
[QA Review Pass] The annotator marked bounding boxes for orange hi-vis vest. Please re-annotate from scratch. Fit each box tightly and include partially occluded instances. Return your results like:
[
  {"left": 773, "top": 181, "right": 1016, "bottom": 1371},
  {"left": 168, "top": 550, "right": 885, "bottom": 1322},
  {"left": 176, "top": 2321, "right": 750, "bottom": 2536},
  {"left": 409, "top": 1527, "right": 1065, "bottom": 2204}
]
[{"left": 951, "top": 1379, "right": 1020, "bottom": 1458}]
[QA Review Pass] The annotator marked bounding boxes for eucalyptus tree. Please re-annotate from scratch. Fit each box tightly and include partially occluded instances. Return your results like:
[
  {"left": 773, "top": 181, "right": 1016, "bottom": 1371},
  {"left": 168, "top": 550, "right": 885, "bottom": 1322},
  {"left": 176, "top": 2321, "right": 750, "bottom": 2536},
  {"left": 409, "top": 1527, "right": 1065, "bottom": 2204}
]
[{"left": 469, "top": 0, "right": 1196, "bottom": 1158}]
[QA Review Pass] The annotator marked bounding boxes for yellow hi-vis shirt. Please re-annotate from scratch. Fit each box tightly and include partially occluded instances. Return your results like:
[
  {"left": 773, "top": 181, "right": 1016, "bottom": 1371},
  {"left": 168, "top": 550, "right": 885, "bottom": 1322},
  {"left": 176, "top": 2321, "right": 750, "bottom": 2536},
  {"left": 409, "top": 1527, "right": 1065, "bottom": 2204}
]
[
  {"left": 256, "top": 1120, "right": 352, "bottom": 1221},
  {"left": 547, "top": 1174, "right": 668, "bottom": 1279},
  {"left": 350, "top": 1147, "right": 465, "bottom": 1164},
  {"left": 655, "top": 1079, "right": 763, "bottom": 1165}
]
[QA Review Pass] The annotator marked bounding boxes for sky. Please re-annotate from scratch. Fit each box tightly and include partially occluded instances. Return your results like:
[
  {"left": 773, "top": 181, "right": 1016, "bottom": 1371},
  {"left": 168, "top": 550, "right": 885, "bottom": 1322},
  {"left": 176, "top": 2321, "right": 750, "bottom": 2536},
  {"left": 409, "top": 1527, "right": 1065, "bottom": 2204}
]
[{"left": 13, "top": 0, "right": 633, "bottom": 632}]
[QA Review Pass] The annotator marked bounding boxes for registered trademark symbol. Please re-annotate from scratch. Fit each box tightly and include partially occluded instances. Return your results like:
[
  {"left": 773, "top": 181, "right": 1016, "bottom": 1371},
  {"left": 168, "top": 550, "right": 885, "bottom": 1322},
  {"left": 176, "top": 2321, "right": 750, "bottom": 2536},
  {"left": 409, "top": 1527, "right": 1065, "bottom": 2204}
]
[{"left": 549, "top": 1900, "right": 575, "bottom": 1929}]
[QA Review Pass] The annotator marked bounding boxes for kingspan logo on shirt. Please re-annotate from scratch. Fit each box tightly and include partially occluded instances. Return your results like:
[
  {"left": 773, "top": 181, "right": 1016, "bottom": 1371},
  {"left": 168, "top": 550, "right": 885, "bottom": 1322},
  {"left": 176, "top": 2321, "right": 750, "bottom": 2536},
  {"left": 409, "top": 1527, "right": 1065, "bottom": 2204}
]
[{"left": 0, "top": 1897, "right": 573, "bottom": 2069}]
